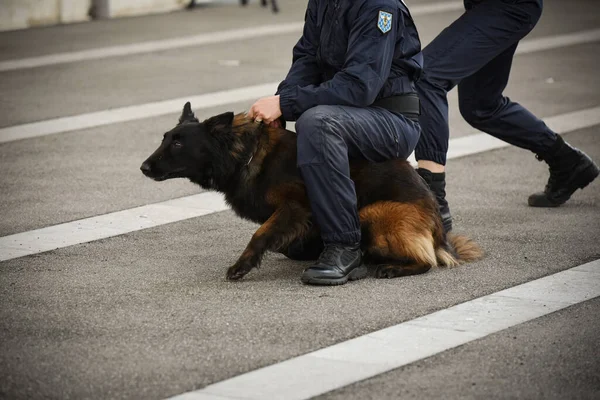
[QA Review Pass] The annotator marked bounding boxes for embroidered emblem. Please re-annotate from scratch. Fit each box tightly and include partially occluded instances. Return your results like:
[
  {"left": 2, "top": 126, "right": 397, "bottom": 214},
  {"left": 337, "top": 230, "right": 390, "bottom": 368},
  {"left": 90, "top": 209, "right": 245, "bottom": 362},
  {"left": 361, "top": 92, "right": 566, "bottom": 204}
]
[{"left": 377, "top": 11, "right": 393, "bottom": 34}]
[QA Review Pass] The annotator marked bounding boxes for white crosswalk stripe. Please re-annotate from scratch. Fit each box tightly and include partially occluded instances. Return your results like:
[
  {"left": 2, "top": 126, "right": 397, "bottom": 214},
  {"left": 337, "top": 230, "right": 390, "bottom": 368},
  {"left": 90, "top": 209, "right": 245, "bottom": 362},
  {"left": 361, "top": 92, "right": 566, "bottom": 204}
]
[
  {"left": 0, "top": 1, "right": 466, "bottom": 73},
  {"left": 1, "top": 3, "right": 599, "bottom": 399},
  {"left": 166, "top": 260, "right": 600, "bottom": 400},
  {"left": 1, "top": 105, "right": 598, "bottom": 262},
  {"left": 2, "top": 28, "right": 599, "bottom": 144}
]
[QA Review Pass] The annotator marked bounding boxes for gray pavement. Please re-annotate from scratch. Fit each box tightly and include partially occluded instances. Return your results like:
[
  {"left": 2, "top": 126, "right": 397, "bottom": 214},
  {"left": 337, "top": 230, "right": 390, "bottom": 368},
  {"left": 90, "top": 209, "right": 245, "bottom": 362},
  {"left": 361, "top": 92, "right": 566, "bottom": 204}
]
[
  {"left": 1, "top": 40, "right": 599, "bottom": 234},
  {"left": 0, "top": 0, "right": 310, "bottom": 61},
  {"left": 1, "top": 129, "right": 598, "bottom": 400},
  {"left": 318, "top": 298, "right": 600, "bottom": 400},
  {"left": 0, "top": 100, "right": 251, "bottom": 236},
  {"left": 1, "top": 0, "right": 600, "bottom": 128},
  {"left": 1, "top": 0, "right": 599, "bottom": 399}
]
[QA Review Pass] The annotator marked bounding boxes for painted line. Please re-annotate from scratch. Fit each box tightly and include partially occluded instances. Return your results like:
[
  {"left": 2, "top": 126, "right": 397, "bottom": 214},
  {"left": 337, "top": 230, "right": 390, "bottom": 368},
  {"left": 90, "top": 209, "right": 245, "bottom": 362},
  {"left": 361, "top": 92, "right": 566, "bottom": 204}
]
[
  {"left": 516, "top": 28, "right": 600, "bottom": 55},
  {"left": 406, "top": 105, "right": 600, "bottom": 164},
  {"left": 0, "top": 83, "right": 278, "bottom": 144},
  {"left": 166, "top": 260, "right": 600, "bottom": 400},
  {"left": 1, "top": 105, "right": 599, "bottom": 262},
  {"left": 446, "top": 106, "right": 600, "bottom": 160},
  {"left": 0, "top": 192, "right": 229, "bottom": 262},
  {"left": 0, "top": 23, "right": 301, "bottom": 73},
  {"left": 0, "top": 1, "right": 465, "bottom": 73},
  {"left": 2, "top": 27, "right": 600, "bottom": 145}
]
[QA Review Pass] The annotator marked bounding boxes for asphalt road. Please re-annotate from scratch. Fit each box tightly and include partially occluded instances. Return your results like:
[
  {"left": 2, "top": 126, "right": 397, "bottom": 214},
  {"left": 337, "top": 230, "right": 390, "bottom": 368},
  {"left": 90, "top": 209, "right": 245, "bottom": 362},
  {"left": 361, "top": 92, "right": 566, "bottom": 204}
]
[{"left": 1, "top": 1, "right": 599, "bottom": 399}]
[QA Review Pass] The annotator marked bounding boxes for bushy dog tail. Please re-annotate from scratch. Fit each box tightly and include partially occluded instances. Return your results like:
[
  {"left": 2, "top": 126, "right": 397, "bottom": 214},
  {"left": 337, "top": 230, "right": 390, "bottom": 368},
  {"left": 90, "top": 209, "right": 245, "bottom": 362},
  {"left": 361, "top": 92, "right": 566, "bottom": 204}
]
[
  {"left": 448, "top": 233, "right": 483, "bottom": 262},
  {"left": 435, "top": 233, "right": 483, "bottom": 267}
]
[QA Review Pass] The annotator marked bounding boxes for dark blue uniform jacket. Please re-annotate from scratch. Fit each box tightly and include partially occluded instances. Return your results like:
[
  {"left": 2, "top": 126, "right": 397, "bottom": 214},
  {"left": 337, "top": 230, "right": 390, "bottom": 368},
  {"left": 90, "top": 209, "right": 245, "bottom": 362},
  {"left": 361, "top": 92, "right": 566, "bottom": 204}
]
[{"left": 277, "top": 0, "right": 423, "bottom": 121}]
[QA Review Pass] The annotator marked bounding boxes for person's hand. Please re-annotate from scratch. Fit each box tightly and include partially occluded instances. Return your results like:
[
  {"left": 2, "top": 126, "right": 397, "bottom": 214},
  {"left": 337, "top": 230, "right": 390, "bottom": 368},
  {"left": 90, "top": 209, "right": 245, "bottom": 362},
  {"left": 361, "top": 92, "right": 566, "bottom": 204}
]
[{"left": 248, "top": 96, "right": 282, "bottom": 124}]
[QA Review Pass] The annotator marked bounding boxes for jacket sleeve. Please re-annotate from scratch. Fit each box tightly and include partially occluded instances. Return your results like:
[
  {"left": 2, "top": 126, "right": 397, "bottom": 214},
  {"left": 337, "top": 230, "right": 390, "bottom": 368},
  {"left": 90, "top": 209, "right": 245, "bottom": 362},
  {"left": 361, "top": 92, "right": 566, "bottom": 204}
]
[
  {"left": 278, "top": 2, "right": 402, "bottom": 121},
  {"left": 275, "top": 0, "right": 322, "bottom": 97}
]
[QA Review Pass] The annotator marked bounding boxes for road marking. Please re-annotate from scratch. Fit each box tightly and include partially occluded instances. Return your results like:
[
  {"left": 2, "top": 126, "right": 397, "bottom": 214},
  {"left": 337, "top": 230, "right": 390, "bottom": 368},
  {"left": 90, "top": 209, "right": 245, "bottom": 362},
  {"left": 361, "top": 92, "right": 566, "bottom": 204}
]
[
  {"left": 0, "top": 23, "right": 301, "bottom": 73},
  {"left": 0, "top": 83, "right": 278, "bottom": 144},
  {"left": 516, "top": 28, "right": 600, "bottom": 54},
  {"left": 2, "top": 27, "right": 599, "bottom": 144},
  {"left": 166, "top": 259, "right": 600, "bottom": 400},
  {"left": 446, "top": 106, "right": 600, "bottom": 160},
  {"left": 1, "top": 105, "right": 599, "bottom": 262},
  {"left": 0, "top": 192, "right": 229, "bottom": 262},
  {"left": 406, "top": 105, "right": 600, "bottom": 163},
  {"left": 0, "top": 1, "right": 465, "bottom": 73}
]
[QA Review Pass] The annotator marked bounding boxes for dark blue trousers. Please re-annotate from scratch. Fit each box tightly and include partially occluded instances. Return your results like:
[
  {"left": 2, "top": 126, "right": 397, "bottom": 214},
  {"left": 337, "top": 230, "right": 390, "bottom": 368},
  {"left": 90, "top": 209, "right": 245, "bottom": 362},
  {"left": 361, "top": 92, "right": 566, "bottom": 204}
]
[
  {"left": 415, "top": 0, "right": 557, "bottom": 165},
  {"left": 295, "top": 105, "right": 420, "bottom": 245}
]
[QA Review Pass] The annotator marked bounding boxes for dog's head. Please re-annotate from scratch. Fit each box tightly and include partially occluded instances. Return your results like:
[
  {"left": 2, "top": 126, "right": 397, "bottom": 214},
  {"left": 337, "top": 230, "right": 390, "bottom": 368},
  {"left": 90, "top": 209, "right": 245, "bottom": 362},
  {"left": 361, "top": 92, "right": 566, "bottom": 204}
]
[{"left": 140, "top": 102, "right": 234, "bottom": 185}]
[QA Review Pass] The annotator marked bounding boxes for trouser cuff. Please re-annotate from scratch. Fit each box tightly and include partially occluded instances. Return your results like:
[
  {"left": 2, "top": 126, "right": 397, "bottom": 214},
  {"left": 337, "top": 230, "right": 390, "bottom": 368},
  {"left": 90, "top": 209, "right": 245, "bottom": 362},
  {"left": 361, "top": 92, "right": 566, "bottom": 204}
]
[
  {"left": 415, "top": 149, "right": 447, "bottom": 165},
  {"left": 321, "top": 230, "right": 361, "bottom": 246}
]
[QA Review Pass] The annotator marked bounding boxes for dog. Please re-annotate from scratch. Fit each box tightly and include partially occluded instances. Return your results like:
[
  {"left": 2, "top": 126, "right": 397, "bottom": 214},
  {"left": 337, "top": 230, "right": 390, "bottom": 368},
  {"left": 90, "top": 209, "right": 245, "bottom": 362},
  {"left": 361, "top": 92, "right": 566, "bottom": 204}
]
[
  {"left": 141, "top": 102, "right": 482, "bottom": 281},
  {"left": 187, "top": 0, "right": 279, "bottom": 13}
]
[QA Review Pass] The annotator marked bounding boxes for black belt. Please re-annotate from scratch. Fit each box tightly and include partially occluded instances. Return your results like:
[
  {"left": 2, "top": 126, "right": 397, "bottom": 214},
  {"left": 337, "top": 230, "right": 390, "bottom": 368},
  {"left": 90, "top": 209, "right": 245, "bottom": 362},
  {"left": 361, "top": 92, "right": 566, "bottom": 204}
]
[{"left": 372, "top": 93, "right": 421, "bottom": 121}]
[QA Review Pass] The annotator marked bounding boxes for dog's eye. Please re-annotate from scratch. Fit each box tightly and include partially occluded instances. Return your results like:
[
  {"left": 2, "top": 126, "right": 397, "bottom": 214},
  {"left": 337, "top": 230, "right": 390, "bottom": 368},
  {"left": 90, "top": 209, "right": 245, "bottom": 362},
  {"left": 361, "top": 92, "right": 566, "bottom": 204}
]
[{"left": 172, "top": 141, "right": 182, "bottom": 148}]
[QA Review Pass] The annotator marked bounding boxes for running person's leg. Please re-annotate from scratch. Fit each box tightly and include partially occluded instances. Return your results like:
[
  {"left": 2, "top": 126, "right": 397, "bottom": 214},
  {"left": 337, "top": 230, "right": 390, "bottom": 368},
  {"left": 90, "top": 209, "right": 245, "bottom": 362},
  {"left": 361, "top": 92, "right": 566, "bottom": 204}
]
[{"left": 413, "top": 0, "right": 594, "bottom": 230}]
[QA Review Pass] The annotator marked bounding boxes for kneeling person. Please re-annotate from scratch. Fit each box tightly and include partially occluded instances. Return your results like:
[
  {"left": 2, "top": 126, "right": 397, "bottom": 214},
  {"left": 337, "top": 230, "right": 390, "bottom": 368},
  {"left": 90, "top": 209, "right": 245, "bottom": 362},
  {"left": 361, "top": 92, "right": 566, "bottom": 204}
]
[{"left": 248, "top": 0, "right": 424, "bottom": 285}]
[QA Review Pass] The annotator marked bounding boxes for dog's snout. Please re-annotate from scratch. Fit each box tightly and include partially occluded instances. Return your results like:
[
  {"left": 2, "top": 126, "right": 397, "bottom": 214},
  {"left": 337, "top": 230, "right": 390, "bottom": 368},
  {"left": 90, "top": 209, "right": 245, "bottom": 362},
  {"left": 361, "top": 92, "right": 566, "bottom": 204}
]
[{"left": 140, "top": 161, "right": 152, "bottom": 175}]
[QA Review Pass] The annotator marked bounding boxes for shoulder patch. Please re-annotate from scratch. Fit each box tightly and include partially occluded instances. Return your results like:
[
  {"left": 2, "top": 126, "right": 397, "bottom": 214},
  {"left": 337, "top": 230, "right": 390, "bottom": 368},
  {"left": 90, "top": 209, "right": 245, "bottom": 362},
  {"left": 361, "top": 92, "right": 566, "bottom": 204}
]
[{"left": 377, "top": 11, "right": 393, "bottom": 34}]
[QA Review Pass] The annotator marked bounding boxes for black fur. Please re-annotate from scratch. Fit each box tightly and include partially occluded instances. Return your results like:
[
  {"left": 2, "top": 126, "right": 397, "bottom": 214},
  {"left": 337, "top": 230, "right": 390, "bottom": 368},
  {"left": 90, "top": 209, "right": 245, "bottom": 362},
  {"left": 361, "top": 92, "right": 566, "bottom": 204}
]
[{"left": 141, "top": 103, "right": 481, "bottom": 281}]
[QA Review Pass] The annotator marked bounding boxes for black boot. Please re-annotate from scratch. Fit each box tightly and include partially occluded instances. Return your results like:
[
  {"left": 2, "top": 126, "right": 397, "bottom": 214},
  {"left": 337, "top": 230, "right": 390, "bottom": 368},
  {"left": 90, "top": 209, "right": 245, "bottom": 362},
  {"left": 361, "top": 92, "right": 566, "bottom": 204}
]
[
  {"left": 417, "top": 168, "right": 453, "bottom": 233},
  {"left": 529, "top": 136, "right": 599, "bottom": 207},
  {"left": 300, "top": 243, "right": 367, "bottom": 285}
]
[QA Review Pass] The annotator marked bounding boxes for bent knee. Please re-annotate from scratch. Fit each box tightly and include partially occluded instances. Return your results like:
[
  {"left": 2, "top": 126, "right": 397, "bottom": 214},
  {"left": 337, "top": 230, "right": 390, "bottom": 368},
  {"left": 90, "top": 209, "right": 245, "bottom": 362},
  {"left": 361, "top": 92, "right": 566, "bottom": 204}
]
[
  {"left": 296, "top": 108, "right": 327, "bottom": 165},
  {"left": 458, "top": 98, "right": 503, "bottom": 128},
  {"left": 458, "top": 100, "right": 478, "bottom": 126},
  {"left": 296, "top": 106, "right": 344, "bottom": 165},
  {"left": 295, "top": 106, "right": 338, "bottom": 134}
]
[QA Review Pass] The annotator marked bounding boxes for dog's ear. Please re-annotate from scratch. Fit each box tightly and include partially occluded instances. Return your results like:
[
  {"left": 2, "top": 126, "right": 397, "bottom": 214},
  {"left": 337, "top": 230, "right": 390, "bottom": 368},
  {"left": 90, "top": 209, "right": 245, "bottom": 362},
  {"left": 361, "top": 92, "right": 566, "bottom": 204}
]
[
  {"left": 204, "top": 112, "right": 235, "bottom": 134},
  {"left": 178, "top": 102, "right": 199, "bottom": 125}
]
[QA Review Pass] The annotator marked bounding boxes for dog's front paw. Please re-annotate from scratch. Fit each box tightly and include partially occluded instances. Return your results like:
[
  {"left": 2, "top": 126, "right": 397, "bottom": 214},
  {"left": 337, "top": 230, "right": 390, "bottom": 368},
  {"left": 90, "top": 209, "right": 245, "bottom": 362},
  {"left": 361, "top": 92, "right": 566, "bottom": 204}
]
[{"left": 226, "top": 260, "right": 254, "bottom": 281}]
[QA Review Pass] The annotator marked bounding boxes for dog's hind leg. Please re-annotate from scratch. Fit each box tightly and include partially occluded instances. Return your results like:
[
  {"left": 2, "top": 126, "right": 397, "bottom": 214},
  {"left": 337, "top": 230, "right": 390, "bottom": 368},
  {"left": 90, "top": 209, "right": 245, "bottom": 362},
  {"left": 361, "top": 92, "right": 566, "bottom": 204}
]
[
  {"left": 271, "top": 0, "right": 279, "bottom": 13},
  {"left": 360, "top": 201, "right": 437, "bottom": 279},
  {"left": 226, "top": 203, "right": 311, "bottom": 281}
]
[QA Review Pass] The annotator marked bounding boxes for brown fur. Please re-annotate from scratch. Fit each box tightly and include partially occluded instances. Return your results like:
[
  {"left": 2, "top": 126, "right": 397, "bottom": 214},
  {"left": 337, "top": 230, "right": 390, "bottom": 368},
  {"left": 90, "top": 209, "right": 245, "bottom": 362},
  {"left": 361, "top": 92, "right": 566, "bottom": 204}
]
[
  {"left": 141, "top": 104, "right": 483, "bottom": 281},
  {"left": 446, "top": 233, "right": 484, "bottom": 263}
]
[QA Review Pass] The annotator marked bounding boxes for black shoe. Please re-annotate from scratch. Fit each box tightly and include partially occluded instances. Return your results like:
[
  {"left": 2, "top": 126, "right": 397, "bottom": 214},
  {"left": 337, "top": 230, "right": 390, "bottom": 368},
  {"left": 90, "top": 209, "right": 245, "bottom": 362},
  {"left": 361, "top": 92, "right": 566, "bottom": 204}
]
[
  {"left": 417, "top": 168, "right": 453, "bottom": 233},
  {"left": 529, "top": 136, "right": 599, "bottom": 207},
  {"left": 300, "top": 243, "right": 367, "bottom": 286},
  {"left": 279, "top": 237, "right": 324, "bottom": 261}
]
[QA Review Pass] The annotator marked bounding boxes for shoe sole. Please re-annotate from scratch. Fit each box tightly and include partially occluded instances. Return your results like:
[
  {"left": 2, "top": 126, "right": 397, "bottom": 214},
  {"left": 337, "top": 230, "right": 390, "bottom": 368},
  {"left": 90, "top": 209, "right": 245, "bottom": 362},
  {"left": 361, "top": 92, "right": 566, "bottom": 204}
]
[
  {"left": 301, "top": 265, "right": 368, "bottom": 286},
  {"left": 529, "top": 159, "right": 599, "bottom": 207}
]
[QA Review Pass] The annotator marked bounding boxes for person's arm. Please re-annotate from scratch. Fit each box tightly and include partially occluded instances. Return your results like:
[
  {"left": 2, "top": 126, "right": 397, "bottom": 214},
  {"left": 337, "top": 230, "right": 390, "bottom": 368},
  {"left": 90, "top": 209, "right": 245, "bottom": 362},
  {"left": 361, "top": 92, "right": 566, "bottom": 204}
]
[
  {"left": 275, "top": 0, "right": 322, "bottom": 95},
  {"left": 278, "top": 1, "right": 402, "bottom": 121}
]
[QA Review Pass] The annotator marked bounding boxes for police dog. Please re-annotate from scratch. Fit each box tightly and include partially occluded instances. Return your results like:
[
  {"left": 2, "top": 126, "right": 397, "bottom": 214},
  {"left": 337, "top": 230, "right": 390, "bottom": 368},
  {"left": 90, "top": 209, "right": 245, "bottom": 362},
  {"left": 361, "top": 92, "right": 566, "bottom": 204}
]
[{"left": 141, "top": 102, "right": 482, "bottom": 281}]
